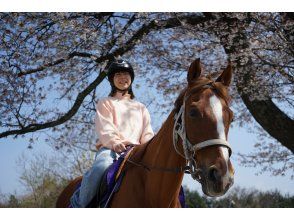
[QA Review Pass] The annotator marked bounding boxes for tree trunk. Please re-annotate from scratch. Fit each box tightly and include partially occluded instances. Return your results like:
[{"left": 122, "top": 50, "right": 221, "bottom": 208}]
[
  {"left": 214, "top": 13, "right": 294, "bottom": 153},
  {"left": 240, "top": 93, "right": 294, "bottom": 153}
]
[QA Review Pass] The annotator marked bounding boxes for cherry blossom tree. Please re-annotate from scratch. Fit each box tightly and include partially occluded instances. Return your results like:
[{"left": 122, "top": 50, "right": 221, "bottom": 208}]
[{"left": 0, "top": 12, "right": 293, "bottom": 177}]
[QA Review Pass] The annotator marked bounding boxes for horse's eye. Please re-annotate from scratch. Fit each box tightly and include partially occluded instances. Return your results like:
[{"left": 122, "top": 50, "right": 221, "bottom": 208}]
[
  {"left": 228, "top": 109, "right": 234, "bottom": 122},
  {"left": 189, "top": 108, "right": 200, "bottom": 118}
]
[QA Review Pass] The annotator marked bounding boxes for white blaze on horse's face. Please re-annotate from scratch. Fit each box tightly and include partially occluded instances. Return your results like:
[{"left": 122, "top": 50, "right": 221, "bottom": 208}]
[
  {"left": 209, "top": 95, "right": 230, "bottom": 161},
  {"left": 206, "top": 94, "right": 232, "bottom": 196},
  {"left": 209, "top": 95, "right": 226, "bottom": 140}
]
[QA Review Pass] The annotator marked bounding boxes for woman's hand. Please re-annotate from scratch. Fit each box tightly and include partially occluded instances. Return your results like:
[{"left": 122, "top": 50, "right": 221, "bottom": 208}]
[{"left": 112, "top": 143, "right": 127, "bottom": 153}]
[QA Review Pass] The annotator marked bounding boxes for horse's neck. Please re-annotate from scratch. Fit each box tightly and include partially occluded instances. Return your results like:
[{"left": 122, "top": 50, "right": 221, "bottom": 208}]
[
  {"left": 144, "top": 111, "right": 185, "bottom": 164},
  {"left": 142, "top": 110, "right": 186, "bottom": 207}
]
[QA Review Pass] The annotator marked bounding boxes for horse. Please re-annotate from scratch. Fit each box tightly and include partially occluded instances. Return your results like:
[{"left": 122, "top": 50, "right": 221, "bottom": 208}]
[{"left": 56, "top": 58, "right": 235, "bottom": 208}]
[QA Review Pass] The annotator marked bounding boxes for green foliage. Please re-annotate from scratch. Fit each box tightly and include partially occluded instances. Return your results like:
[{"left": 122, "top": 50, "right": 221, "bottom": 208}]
[
  {"left": 8, "top": 195, "right": 20, "bottom": 208},
  {"left": 0, "top": 176, "right": 69, "bottom": 208},
  {"left": 184, "top": 187, "right": 207, "bottom": 208},
  {"left": 19, "top": 176, "right": 69, "bottom": 208},
  {"left": 183, "top": 186, "right": 294, "bottom": 208}
]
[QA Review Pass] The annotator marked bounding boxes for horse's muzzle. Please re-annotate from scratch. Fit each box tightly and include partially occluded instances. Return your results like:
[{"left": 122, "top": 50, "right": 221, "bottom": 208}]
[{"left": 200, "top": 166, "right": 234, "bottom": 197}]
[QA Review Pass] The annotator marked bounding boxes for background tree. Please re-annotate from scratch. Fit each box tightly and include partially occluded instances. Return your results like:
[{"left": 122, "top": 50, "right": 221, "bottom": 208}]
[
  {"left": 13, "top": 149, "right": 94, "bottom": 207},
  {"left": 205, "top": 186, "right": 294, "bottom": 208},
  {"left": 184, "top": 187, "right": 207, "bottom": 208},
  {"left": 0, "top": 12, "right": 293, "bottom": 178}
]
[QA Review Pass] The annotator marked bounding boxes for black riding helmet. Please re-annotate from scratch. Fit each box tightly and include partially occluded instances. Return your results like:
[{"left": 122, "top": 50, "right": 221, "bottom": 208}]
[
  {"left": 107, "top": 59, "right": 135, "bottom": 98},
  {"left": 107, "top": 59, "right": 135, "bottom": 83}
]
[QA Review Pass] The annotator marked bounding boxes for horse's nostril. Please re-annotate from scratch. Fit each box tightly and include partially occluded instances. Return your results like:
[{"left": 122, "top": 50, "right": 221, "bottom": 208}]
[{"left": 208, "top": 167, "right": 219, "bottom": 182}]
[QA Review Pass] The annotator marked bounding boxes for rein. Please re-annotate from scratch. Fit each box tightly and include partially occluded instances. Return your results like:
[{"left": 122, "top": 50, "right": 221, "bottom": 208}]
[
  {"left": 126, "top": 138, "right": 192, "bottom": 174},
  {"left": 126, "top": 158, "right": 191, "bottom": 174}
]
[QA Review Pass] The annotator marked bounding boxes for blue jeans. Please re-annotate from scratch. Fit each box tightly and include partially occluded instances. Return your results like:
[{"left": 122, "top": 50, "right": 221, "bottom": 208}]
[{"left": 70, "top": 147, "right": 117, "bottom": 207}]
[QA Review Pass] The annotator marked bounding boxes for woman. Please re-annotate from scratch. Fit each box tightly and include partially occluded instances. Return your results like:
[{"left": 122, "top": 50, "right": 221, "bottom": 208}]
[{"left": 70, "top": 59, "right": 154, "bottom": 207}]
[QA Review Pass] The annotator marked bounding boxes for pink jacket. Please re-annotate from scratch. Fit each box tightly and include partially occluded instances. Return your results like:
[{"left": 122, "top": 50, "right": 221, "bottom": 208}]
[{"left": 95, "top": 96, "right": 154, "bottom": 150}]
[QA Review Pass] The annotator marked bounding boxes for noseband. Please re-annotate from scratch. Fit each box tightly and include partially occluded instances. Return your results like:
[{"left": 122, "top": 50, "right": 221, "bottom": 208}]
[{"left": 173, "top": 86, "right": 232, "bottom": 181}]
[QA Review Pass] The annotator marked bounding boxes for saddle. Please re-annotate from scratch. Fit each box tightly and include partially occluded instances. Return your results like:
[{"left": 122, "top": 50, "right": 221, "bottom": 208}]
[{"left": 86, "top": 146, "right": 135, "bottom": 208}]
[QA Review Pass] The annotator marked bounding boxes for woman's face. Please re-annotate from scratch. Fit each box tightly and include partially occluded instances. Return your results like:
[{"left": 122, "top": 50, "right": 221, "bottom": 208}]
[{"left": 113, "top": 71, "right": 132, "bottom": 91}]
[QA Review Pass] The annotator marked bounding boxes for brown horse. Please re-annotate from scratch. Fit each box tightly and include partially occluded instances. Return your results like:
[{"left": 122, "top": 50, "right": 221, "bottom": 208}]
[{"left": 56, "top": 58, "right": 235, "bottom": 208}]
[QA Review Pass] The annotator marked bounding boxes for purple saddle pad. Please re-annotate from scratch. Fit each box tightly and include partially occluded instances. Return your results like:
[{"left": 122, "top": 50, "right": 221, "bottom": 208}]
[{"left": 99, "top": 148, "right": 131, "bottom": 207}]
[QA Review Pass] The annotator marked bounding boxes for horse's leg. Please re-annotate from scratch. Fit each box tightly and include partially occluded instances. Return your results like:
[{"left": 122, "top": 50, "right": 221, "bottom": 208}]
[{"left": 56, "top": 176, "right": 82, "bottom": 208}]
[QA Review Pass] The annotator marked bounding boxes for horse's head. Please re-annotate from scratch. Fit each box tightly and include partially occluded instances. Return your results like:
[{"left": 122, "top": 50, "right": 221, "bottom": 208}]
[{"left": 174, "top": 58, "right": 234, "bottom": 197}]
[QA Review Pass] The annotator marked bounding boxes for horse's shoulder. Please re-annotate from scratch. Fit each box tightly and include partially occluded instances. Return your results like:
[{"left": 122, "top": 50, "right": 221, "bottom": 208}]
[{"left": 132, "top": 143, "right": 148, "bottom": 160}]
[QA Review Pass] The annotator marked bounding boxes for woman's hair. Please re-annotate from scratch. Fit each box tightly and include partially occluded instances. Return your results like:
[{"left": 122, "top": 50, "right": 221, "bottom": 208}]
[{"left": 109, "top": 86, "right": 135, "bottom": 99}]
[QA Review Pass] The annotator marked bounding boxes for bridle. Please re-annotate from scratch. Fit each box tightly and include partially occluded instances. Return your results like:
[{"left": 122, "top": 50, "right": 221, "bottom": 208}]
[
  {"left": 173, "top": 84, "right": 232, "bottom": 181},
  {"left": 126, "top": 83, "right": 232, "bottom": 182}
]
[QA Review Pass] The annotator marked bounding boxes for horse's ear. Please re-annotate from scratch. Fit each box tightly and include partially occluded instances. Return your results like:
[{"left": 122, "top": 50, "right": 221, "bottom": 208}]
[
  {"left": 187, "top": 58, "right": 202, "bottom": 85},
  {"left": 216, "top": 63, "right": 232, "bottom": 86}
]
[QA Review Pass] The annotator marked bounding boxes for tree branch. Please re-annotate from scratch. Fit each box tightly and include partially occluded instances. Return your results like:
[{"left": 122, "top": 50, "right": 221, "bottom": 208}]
[
  {"left": 240, "top": 91, "right": 294, "bottom": 153},
  {"left": 0, "top": 69, "right": 107, "bottom": 138},
  {"left": 17, "top": 51, "right": 94, "bottom": 77},
  {"left": 3, "top": 13, "right": 213, "bottom": 138},
  {"left": 17, "top": 13, "right": 212, "bottom": 78}
]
